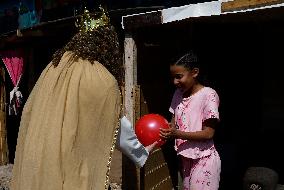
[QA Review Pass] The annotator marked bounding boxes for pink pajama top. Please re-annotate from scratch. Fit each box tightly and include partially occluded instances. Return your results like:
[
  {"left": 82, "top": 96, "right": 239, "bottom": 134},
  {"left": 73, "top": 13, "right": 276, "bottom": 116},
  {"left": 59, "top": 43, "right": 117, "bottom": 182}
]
[{"left": 169, "top": 87, "right": 220, "bottom": 159}]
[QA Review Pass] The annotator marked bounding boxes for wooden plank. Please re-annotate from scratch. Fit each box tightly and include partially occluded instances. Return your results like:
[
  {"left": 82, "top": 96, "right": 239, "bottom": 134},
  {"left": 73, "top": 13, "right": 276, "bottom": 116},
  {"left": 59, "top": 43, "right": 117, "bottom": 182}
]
[
  {"left": 123, "top": 35, "right": 140, "bottom": 190},
  {"left": 143, "top": 148, "right": 173, "bottom": 190},
  {"left": 140, "top": 87, "right": 149, "bottom": 117},
  {"left": 134, "top": 85, "right": 141, "bottom": 190},
  {"left": 124, "top": 35, "right": 137, "bottom": 125},
  {"left": 134, "top": 85, "right": 141, "bottom": 124},
  {"left": 222, "top": 0, "right": 284, "bottom": 12},
  {"left": 0, "top": 66, "right": 8, "bottom": 165},
  {"left": 123, "top": 11, "right": 162, "bottom": 31}
]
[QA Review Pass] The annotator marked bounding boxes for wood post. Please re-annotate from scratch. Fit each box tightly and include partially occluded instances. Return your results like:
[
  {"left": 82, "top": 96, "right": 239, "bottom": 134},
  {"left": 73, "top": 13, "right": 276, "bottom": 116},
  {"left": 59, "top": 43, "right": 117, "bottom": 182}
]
[
  {"left": 0, "top": 66, "right": 8, "bottom": 165},
  {"left": 124, "top": 35, "right": 137, "bottom": 125},
  {"left": 123, "top": 34, "right": 140, "bottom": 190},
  {"left": 221, "top": 0, "right": 284, "bottom": 12}
]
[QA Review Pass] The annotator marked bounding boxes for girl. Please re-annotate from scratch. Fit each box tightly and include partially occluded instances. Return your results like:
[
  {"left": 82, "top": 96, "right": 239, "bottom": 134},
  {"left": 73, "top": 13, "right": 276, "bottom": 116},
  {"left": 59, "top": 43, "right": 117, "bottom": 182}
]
[{"left": 160, "top": 52, "right": 221, "bottom": 190}]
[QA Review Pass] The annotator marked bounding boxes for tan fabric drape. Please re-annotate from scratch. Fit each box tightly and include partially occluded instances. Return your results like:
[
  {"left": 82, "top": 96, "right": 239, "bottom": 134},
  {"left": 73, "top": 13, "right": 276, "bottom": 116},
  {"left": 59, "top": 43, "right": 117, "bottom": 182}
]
[{"left": 11, "top": 51, "right": 121, "bottom": 190}]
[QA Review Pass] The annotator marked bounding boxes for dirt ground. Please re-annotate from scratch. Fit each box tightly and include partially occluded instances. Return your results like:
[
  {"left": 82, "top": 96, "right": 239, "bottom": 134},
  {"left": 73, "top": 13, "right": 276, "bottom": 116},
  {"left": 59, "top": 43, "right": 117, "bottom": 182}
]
[{"left": 0, "top": 164, "right": 12, "bottom": 189}]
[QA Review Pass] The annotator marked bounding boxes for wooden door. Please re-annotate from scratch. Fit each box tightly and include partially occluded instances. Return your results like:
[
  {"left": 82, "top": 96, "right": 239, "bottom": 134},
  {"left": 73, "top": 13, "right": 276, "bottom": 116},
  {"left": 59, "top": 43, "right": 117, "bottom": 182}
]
[{"left": 133, "top": 85, "right": 173, "bottom": 190}]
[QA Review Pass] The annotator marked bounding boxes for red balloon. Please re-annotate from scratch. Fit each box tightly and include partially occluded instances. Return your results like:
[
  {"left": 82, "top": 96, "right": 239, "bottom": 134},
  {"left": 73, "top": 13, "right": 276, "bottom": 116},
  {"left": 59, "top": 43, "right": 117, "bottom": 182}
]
[{"left": 135, "top": 114, "right": 169, "bottom": 147}]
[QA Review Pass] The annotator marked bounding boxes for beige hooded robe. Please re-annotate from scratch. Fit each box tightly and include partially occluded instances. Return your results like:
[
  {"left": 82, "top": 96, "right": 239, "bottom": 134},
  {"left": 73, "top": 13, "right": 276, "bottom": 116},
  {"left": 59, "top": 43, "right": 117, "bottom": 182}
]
[{"left": 11, "top": 51, "right": 121, "bottom": 190}]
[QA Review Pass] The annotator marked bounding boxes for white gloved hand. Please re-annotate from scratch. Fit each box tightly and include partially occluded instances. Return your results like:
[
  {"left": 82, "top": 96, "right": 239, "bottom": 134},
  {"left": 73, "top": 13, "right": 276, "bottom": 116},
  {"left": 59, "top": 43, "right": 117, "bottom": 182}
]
[{"left": 117, "top": 116, "right": 150, "bottom": 168}]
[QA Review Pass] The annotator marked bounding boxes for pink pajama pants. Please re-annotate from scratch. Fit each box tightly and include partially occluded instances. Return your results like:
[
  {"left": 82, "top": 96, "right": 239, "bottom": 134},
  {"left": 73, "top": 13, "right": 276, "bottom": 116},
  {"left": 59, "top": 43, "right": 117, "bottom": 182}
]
[{"left": 180, "top": 150, "right": 221, "bottom": 190}]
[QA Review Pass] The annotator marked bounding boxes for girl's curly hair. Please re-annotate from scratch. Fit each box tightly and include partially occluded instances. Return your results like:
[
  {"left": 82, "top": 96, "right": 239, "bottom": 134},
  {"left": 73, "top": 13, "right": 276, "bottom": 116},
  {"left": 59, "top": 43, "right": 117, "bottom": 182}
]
[{"left": 51, "top": 25, "right": 123, "bottom": 84}]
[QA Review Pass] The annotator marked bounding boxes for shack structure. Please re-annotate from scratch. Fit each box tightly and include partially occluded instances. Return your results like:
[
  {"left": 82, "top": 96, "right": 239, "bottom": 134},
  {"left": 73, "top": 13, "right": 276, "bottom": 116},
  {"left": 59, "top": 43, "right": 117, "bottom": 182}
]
[
  {"left": 122, "top": 0, "right": 284, "bottom": 189},
  {"left": 0, "top": 0, "right": 284, "bottom": 189}
]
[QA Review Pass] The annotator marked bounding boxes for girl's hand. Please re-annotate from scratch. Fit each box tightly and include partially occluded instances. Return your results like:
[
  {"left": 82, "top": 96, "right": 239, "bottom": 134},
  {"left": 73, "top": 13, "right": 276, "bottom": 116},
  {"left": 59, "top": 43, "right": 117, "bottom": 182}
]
[{"left": 159, "top": 127, "right": 179, "bottom": 140}]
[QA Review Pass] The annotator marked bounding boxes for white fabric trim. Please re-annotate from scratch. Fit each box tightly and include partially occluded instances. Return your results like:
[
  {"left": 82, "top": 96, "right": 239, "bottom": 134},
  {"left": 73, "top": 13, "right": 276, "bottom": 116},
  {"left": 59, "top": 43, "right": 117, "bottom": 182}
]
[{"left": 162, "top": 1, "right": 222, "bottom": 23}]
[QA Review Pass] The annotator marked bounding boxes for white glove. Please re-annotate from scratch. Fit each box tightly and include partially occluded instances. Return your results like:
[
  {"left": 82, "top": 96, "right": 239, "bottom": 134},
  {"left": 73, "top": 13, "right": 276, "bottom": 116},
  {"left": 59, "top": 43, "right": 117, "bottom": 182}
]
[{"left": 116, "top": 116, "right": 149, "bottom": 168}]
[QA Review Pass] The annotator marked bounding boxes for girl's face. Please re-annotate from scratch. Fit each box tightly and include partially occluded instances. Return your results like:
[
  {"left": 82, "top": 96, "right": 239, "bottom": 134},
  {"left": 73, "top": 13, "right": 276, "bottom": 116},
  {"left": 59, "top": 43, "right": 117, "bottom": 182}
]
[{"left": 170, "top": 65, "right": 199, "bottom": 92}]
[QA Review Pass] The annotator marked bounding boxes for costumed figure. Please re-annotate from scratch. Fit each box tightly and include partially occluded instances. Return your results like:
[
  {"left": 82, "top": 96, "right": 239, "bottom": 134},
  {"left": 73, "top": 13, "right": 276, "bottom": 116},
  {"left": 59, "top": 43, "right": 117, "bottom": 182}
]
[{"left": 11, "top": 7, "right": 155, "bottom": 190}]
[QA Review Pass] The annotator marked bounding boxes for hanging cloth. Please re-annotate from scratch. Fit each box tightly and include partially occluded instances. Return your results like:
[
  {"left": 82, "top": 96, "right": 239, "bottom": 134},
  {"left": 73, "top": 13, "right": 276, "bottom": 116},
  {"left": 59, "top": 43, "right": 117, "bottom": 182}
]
[
  {"left": 18, "top": 0, "right": 41, "bottom": 29},
  {"left": 0, "top": 50, "right": 24, "bottom": 115}
]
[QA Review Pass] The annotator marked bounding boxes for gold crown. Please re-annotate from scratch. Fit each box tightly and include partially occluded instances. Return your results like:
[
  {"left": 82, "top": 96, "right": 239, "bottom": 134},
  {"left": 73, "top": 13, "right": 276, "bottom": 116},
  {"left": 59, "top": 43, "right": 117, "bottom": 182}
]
[{"left": 75, "top": 6, "right": 110, "bottom": 32}]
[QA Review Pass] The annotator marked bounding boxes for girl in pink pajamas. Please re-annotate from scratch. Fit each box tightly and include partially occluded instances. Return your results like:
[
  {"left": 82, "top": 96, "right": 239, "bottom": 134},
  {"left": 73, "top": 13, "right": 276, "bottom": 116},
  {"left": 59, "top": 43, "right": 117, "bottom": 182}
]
[{"left": 160, "top": 52, "right": 221, "bottom": 190}]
